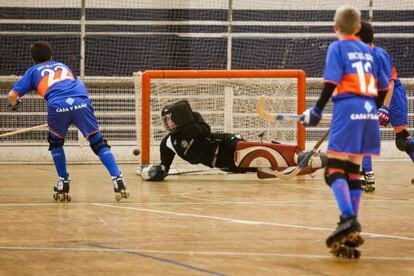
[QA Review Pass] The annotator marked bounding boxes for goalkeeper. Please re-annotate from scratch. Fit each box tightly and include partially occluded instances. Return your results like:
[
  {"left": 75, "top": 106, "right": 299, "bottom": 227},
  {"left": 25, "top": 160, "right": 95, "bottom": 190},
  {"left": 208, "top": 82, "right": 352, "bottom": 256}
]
[{"left": 141, "top": 100, "right": 327, "bottom": 181}]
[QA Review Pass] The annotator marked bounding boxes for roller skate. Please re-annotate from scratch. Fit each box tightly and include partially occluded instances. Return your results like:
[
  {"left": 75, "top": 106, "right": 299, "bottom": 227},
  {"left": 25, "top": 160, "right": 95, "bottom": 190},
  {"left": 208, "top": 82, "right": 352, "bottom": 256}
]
[
  {"left": 326, "top": 215, "right": 364, "bottom": 259},
  {"left": 361, "top": 171, "right": 375, "bottom": 193},
  {"left": 53, "top": 175, "right": 71, "bottom": 202},
  {"left": 112, "top": 174, "right": 129, "bottom": 201}
]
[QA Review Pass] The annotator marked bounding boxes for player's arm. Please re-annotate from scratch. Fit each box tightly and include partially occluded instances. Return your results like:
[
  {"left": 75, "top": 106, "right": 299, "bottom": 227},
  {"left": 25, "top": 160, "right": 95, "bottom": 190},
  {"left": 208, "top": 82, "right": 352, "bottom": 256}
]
[
  {"left": 7, "top": 89, "right": 23, "bottom": 111},
  {"left": 7, "top": 68, "right": 35, "bottom": 111},
  {"left": 159, "top": 135, "right": 175, "bottom": 172},
  {"left": 382, "top": 79, "right": 394, "bottom": 107},
  {"left": 8, "top": 89, "right": 20, "bottom": 106},
  {"left": 375, "top": 52, "right": 393, "bottom": 126}
]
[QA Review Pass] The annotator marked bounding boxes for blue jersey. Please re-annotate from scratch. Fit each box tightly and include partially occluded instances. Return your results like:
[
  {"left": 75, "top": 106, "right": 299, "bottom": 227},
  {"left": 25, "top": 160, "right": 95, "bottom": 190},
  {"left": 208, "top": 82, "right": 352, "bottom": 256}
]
[
  {"left": 323, "top": 36, "right": 389, "bottom": 99},
  {"left": 372, "top": 45, "right": 408, "bottom": 127},
  {"left": 371, "top": 45, "right": 402, "bottom": 89},
  {"left": 12, "top": 61, "right": 88, "bottom": 102}
]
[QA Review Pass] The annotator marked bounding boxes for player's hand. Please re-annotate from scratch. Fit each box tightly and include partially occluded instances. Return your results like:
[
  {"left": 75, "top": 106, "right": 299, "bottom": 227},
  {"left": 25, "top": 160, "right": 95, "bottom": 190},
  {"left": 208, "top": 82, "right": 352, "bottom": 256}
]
[
  {"left": 7, "top": 98, "right": 22, "bottom": 111},
  {"left": 301, "top": 106, "right": 322, "bottom": 126},
  {"left": 140, "top": 164, "right": 168, "bottom": 181},
  {"left": 7, "top": 98, "right": 23, "bottom": 111},
  {"left": 378, "top": 106, "right": 390, "bottom": 126}
]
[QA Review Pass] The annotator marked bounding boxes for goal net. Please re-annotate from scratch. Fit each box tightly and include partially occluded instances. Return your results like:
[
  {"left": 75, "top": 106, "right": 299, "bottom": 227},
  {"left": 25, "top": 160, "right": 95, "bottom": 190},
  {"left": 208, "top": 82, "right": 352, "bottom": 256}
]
[{"left": 135, "top": 70, "right": 306, "bottom": 170}]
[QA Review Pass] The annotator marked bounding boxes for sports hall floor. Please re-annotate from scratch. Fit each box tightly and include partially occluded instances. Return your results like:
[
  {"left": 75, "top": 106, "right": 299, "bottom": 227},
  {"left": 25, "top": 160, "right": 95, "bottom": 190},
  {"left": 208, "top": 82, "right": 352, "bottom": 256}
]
[{"left": 0, "top": 161, "right": 413, "bottom": 275}]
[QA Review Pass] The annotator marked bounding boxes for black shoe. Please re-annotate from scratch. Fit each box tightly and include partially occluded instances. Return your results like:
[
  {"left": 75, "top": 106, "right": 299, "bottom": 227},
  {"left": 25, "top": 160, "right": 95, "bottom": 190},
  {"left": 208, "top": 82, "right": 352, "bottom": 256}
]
[
  {"left": 112, "top": 174, "right": 127, "bottom": 192},
  {"left": 326, "top": 215, "right": 361, "bottom": 247},
  {"left": 53, "top": 175, "right": 70, "bottom": 193}
]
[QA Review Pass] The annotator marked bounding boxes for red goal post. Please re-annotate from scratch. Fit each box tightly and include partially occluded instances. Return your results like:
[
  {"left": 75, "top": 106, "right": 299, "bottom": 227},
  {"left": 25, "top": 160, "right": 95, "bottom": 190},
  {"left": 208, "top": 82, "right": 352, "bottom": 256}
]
[{"left": 140, "top": 69, "right": 307, "bottom": 166}]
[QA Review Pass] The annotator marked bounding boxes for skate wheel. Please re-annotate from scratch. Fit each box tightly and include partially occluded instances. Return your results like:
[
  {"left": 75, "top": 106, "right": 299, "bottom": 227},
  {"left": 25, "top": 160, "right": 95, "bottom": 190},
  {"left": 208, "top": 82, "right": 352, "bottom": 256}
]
[
  {"left": 330, "top": 242, "right": 342, "bottom": 256},
  {"left": 115, "top": 193, "right": 122, "bottom": 202},
  {"left": 341, "top": 247, "right": 353, "bottom": 258},
  {"left": 124, "top": 191, "right": 130, "bottom": 199},
  {"left": 331, "top": 242, "right": 341, "bottom": 250},
  {"left": 347, "top": 232, "right": 364, "bottom": 246},
  {"left": 353, "top": 249, "right": 361, "bottom": 259}
]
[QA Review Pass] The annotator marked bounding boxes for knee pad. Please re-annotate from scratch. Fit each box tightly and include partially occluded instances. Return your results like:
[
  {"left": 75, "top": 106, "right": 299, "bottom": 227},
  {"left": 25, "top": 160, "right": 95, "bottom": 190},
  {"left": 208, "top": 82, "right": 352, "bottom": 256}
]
[
  {"left": 48, "top": 133, "right": 64, "bottom": 150},
  {"left": 345, "top": 161, "right": 362, "bottom": 190},
  {"left": 395, "top": 130, "right": 414, "bottom": 153},
  {"left": 324, "top": 158, "right": 347, "bottom": 187},
  {"left": 89, "top": 132, "right": 110, "bottom": 155}
]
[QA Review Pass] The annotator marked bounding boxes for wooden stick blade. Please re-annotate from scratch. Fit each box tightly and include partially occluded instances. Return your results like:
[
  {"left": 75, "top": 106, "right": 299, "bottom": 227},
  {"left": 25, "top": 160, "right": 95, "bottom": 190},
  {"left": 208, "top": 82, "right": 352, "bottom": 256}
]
[{"left": 256, "top": 96, "right": 276, "bottom": 122}]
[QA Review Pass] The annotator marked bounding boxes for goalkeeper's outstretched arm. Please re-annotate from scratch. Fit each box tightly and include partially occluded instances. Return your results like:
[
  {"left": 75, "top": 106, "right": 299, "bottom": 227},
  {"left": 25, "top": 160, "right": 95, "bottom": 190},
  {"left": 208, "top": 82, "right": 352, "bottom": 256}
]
[{"left": 160, "top": 135, "right": 175, "bottom": 173}]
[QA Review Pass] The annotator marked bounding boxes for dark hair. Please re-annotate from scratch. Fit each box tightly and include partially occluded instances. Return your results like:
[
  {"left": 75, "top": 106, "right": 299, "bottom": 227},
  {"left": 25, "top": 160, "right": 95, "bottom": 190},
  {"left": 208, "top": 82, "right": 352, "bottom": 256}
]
[
  {"left": 356, "top": 20, "right": 374, "bottom": 44},
  {"left": 30, "top": 41, "right": 53, "bottom": 63}
]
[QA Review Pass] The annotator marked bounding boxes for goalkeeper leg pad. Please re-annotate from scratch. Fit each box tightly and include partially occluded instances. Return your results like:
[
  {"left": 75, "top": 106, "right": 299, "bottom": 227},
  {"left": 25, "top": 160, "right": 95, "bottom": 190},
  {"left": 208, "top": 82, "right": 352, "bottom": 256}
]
[{"left": 235, "top": 141, "right": 301, "bottom": 169}]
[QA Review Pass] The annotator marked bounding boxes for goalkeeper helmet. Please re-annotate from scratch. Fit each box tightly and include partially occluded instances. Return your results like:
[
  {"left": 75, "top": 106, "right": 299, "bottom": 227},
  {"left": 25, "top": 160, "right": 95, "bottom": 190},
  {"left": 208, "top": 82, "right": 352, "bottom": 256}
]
[{"left": 161, "top": 105, "right": 177, "bottom": 133}]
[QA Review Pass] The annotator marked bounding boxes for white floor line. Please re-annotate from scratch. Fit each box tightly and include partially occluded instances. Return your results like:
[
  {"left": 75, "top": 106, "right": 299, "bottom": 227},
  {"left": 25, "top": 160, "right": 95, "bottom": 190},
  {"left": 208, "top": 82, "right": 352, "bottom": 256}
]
[
  {"left": 94, "top": 203, "right": 414, "bottom": 241},
  {"left": 0, "top": 198, "right": 412, "bottom": 207},
  {"left": 98, "top": 217, "right": 107, "bottom": 227},
  {"left": 0, "top": 246, "right": 413, "bottom": 261}
]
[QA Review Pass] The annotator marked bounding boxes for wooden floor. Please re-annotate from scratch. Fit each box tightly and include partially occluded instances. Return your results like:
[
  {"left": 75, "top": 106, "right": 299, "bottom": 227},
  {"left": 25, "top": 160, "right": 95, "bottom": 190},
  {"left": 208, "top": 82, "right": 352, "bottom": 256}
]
[{"left": 0, "top": 161, "right": 413, "bottom": 275}]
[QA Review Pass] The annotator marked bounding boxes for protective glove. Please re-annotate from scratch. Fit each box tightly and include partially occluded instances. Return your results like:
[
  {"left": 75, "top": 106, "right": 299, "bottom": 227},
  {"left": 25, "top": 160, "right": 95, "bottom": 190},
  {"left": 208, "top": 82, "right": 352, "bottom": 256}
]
[
  {"left": 302, "top": 106, "right": 322, "bottom": 126},
  {"left": 378, "top": 106, "right": 390, "bottom": 126},
  {"left": 140, "top": 164, "right": 168, "bottom": 181},
  {"left": 7, "top": 98, "right": 22, "bottom": 111}
]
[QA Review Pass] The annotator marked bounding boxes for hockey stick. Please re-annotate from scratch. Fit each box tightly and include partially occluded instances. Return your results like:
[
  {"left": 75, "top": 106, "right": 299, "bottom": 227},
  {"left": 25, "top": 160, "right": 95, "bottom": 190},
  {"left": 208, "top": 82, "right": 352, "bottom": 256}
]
[
  {"left": 256, "top": 96, "right": 331, "bottom": 124},
  {"left": 258, "top": 129, "right": 330, "bottom": 180},
  {"left": 0, "top": 123, "right": 48, "bottom": 138},
  {"left": 137, "top": 166, "right": 227, "bottom": 177},
  {"left": 168, "top": 168, "right": 222, "bottom": 175}
]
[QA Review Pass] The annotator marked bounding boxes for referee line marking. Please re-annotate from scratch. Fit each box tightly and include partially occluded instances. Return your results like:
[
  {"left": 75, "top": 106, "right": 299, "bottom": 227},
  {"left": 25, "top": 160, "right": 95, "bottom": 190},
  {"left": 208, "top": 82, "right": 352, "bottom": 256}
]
[
  {"left": 94, "top": 203, "right": 414, "bottom": 242},
  {"left": 0, "top": 246, "right": 413, "bottom": 261}
]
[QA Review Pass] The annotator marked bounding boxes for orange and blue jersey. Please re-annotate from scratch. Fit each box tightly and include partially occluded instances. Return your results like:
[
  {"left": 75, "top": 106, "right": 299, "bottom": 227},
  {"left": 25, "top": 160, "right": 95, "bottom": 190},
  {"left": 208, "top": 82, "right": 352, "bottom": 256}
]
[
  {"left": 371, "top": 45, "right": 402, "bottom": 89},
  {"left": 372, "top": 45, "right": 408, "bottom": 127},
  {"left": 12, "top": 61, "right": 88, "bottom": 102},
  {"left": 323, "top": 36, "right": 389, "bottom": 99},
  {"left": 324, "top": 36, "right": 388, "bottom": 156},
  {"left": 13, "top": 61, "right": 98, "bottom": 138}
]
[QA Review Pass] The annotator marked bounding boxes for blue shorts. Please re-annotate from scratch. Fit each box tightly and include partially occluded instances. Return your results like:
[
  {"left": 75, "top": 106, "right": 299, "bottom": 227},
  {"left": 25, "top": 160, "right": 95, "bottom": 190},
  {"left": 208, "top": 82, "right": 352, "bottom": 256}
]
[
  {"left": 389, "top": 85, "right": 408, "bottom": 127},
  {"left": 328, "top": 96, "right": 380, "bottom": 156},
  {"left": 48, "top": 96, "right": 99, "bottom": 138}
]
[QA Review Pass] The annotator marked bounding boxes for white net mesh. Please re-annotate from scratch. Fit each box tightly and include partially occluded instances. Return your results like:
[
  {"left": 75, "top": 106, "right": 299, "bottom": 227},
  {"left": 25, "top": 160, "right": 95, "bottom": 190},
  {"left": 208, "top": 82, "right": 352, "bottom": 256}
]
[{"left": 0, "top": 0, "right": 413, "bottom": 162}]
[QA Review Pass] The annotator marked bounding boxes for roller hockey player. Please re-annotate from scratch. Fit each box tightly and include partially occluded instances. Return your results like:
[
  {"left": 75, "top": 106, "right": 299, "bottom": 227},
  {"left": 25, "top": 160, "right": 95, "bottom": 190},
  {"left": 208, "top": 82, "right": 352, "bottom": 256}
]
[
  {"left": 140, "top": 100, "right": 327, "bottom": 181},
  {"left": 356, "top": 21, "right": 414, "bottom": 193},
  {"left": 301, "top": 6, "right": 389, "bottom": 258},
  {"left": 7, "top": 41, "right": 129, "bottom": 202}
]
